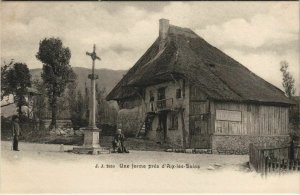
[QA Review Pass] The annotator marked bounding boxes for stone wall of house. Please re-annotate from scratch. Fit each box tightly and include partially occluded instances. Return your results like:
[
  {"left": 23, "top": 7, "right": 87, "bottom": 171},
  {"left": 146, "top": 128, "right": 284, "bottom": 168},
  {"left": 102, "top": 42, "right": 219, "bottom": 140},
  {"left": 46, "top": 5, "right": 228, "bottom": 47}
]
[
  {"left": 146, "top": 111, "right": 185, "bottom": 147},
  {"left": 211, "top": 135, "right": 291, "bottom": 154},
  {"left": 144, "top": 79, "right": 190, "bottom": 147}
]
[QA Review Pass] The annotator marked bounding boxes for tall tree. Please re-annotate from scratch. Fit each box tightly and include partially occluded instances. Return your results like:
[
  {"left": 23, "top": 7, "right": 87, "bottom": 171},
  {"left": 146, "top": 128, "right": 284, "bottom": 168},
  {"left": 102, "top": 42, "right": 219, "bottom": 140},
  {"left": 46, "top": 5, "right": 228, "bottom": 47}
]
[
  {"left": 280, "top": 61, "right": 296, "bottom": 98},
  {"left": 32, "top": 79, "right": 47, "bottom": 122},
  {"left": 95, "top": 83, "right": 117, "bottom": 125},
  {"left": 36, "top": 37, "right": 74, "bottom": 129},
  {"left": 5, "top": 62, "right": 32, "bottom": 116},
  {"left": 1, "top": 59, "right": 14, "bottom": 100},
  {"left": 71, "top": 90, "right": 88, "bottom": 128},
  {"left": 66, "top": 76, "right": 78, "bottom": 117}
]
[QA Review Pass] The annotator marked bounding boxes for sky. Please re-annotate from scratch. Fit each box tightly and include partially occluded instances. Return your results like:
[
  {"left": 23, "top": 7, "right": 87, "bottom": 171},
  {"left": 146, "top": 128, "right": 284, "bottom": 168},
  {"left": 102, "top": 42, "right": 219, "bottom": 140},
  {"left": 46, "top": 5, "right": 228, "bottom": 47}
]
[{"left": 1, "top": 1, "right": 299, "bottom": 94}]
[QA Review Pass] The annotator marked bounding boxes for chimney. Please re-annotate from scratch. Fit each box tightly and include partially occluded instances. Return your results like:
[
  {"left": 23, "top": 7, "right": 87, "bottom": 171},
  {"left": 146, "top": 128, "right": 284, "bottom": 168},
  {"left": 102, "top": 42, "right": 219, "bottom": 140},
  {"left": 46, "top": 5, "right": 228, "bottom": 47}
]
[{"left": 159, "top": 18, "right": 169, "bottom": 40}]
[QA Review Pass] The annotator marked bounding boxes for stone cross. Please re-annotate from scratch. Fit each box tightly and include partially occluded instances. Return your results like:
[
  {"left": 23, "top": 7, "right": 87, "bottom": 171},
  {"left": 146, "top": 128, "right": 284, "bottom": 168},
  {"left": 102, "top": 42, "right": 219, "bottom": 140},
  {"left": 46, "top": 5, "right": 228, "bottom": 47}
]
[{"left": 86, "top": 44, "right": 101, "bottom": 129}]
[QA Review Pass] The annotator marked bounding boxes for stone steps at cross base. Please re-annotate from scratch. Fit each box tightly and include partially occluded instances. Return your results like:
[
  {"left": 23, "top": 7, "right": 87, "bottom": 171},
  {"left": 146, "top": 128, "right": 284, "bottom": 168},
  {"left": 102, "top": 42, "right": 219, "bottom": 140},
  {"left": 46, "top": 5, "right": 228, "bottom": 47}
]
[{"left": 100, "top": 136, "right": 171, "bottom": 151}]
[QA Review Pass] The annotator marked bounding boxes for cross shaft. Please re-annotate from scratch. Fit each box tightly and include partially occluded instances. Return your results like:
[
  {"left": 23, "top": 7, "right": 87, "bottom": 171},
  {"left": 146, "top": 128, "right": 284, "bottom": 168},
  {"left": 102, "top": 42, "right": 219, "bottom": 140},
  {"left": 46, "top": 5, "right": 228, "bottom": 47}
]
[{"left": 86, "top": 44, "right": 101, "bottom": 129}]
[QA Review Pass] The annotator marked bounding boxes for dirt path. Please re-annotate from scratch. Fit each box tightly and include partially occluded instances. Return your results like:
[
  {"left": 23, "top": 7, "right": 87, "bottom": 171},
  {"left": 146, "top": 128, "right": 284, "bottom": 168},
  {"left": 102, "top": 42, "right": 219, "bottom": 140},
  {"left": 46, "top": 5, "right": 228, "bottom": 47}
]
[{"left": 1, "top": 141, "right": 299, "bottom": 193}]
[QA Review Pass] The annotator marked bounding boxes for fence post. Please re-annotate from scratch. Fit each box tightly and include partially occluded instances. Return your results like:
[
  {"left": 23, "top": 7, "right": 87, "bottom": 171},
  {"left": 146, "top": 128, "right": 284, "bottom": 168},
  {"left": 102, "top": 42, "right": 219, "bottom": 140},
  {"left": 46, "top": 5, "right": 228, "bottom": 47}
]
[
  {"left": 277, "top": 160, "right": 280, "bottom": 175},
  {"left": 249, "top": 143, "right": 252, "bottom": 168},
  {"left": 264, "top": 156, "right": 268, "bottom": 177},
  {"left": 292, "top": 160, "right": 295, "bottom": 171}
]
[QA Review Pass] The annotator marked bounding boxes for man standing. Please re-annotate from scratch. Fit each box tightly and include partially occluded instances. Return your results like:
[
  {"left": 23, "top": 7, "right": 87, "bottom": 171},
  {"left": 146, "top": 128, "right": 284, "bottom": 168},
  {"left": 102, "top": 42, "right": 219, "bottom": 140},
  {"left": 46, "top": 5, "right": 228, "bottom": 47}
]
[{"left": 12, "top": 115, "right": 20, "bottom": 151}]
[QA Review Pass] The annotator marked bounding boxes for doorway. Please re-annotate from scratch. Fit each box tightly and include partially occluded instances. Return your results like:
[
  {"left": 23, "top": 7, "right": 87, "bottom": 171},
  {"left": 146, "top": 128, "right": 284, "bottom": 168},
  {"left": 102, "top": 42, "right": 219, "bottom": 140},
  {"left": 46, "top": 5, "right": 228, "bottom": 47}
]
[{"left": 158, "top": 111, "right": 168, "bottom": 142}]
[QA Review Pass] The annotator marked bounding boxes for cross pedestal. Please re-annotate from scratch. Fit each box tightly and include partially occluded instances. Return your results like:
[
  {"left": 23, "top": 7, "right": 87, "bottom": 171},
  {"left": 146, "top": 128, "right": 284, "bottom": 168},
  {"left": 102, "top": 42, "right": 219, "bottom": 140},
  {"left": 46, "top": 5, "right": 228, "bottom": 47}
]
[
  {"left": 73, "top": 44, "right": 109, "bottom": 155},
  {"left": 73, "top": 129, "right": 106, "bottom": 155}
]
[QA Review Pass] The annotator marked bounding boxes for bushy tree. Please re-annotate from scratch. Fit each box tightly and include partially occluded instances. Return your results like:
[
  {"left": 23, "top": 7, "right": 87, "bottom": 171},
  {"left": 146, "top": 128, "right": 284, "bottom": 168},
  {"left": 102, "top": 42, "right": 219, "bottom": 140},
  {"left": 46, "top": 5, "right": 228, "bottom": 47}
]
[
  {"left": 36, "top": 37, "right": 74, "bottom": 129},
  {"left": 4, "top": 62, "right": 32, "bottom": 116},
  {"left": 280, "top": 61, "right": 299, "bottom": 141},
  {"left": 96, "top": 84, "right": 117, "bottom": 125},
  {"left": 70, "top": 90, "right": 88, "bottom": 129},
  {"left": 66, "top": 76, "right": 78, "bottom": 115},
  {"left": 280, "top": 61, "right": 296, "bottom": 98},
  {"left": 32, "top": 79, "right": 47, "bottom": 121},
  {"left": 1, "top": 59, "right": 14, "bottom": 100}
]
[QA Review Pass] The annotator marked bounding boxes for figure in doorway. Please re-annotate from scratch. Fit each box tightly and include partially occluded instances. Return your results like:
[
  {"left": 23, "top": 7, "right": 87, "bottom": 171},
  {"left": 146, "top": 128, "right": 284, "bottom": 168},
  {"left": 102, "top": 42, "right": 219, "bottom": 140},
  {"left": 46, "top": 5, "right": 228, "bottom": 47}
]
[{"left": 150, "top": 91, "right": 155, "bottom": 112}]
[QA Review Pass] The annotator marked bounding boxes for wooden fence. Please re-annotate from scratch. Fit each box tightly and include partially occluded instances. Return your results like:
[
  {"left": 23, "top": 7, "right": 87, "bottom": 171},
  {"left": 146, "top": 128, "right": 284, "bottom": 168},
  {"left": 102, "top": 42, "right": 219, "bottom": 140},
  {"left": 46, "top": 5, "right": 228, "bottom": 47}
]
[{"left": 249, "top": 143, "right": 300, "bottom": 176}]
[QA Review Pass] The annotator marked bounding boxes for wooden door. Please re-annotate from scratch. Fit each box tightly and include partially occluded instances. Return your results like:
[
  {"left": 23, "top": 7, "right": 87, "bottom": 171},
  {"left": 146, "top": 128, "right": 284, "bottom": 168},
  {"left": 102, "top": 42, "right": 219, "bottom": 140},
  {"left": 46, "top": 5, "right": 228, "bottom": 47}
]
[
  {"left": 189, "top": 114, "right": 210, "bottom": 148},
  {"left": 158, "top": 111, "right": 168, "bottom": 142}
]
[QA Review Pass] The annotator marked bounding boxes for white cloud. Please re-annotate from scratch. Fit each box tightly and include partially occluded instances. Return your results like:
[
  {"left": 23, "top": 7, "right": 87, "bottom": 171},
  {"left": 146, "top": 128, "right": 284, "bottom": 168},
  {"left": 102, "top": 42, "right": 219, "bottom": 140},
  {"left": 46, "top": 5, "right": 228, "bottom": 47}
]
[
  {"left": 224, "top": 49, "right": 299, "bottom": 94},
  {"left": 197, "top": 2, "right": 299, "bottom": 48},
  {"left": 1, "top": 2, "right": 299, "bottom": 94}
]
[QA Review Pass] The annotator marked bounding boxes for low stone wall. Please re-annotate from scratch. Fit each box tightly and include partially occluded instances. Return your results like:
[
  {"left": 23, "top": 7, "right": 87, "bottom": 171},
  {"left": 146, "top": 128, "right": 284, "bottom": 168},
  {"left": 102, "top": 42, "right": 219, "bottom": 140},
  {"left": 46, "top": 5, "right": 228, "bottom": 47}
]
[
  {"left": 42, "top": 119, "right": 72, "bottom": 129},
  {"left": 166, "top": 148, "right": 212, "bottom": 154},
  {"left": 211, "top": 135, "right": 291, "bottom": 155}
]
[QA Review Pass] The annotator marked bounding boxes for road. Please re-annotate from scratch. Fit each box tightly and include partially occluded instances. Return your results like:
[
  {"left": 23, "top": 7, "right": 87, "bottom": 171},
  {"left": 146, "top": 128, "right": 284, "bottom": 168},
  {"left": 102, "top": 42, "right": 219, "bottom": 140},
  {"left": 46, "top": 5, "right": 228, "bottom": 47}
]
[{"left": 1, "top": 141, "right": 299, "bottom": 193}]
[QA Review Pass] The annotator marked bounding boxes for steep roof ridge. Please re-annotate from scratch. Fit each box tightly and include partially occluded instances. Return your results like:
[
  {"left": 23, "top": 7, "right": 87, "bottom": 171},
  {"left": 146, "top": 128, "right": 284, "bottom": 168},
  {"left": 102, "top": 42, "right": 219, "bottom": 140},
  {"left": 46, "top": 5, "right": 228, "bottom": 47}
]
[
  {"left": 238, "top": 64, "right": 287, "bottom": 97},
  {"left": 186, "top": 32, "right": 287, "bottom": 97},
  {"left": 205, "top": 63, "right": 244, "bottom": 100},
  {"left": 170, "top": 33, "right": 239, "bottom": 99},
  {"left": 107, "top": 20, "right": 293, "bottom": 104},
  {"left": 138, "top": 44, "right": 167, "bottom": 72},
  {"left": 168, "top": 24, "right": 198, "bottom": 38},
  {"left": 171, "top": 25, "right": 289, "bottom": 102},
  {"left": 106, "top": 38, "right": 160, "bottom": 100},
  {"left": 168, "top": 32, "right": 241, "bottom": 100}
]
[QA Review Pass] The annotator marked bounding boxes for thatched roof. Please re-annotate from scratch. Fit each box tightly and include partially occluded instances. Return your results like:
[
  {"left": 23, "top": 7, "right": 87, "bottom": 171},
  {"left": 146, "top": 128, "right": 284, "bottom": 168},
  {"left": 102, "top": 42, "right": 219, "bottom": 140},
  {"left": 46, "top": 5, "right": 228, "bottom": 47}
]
[{"left": 106, "top": 20, "right": 294, "bottom": 105}]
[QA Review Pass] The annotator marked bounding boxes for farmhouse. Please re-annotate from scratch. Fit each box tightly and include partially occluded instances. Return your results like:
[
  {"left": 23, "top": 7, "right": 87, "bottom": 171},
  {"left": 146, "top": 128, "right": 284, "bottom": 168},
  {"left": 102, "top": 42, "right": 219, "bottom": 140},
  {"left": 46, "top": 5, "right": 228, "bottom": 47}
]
[{"left": 106, "top": 19, "right": 294, "bottom": 154}]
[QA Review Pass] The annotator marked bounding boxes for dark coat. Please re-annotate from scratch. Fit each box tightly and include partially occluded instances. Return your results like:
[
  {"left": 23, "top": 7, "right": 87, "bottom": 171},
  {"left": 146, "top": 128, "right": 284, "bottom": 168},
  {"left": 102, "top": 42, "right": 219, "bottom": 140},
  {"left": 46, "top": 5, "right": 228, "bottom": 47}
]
[
  {"left": 12, "top": 121, "right": 20, "bottom": 137},
  {"left": 112, "top": 133, "right": 128, "bottom": 153},
  {"left": 113, "top": 133, "right": 125, "bottom": 145}
]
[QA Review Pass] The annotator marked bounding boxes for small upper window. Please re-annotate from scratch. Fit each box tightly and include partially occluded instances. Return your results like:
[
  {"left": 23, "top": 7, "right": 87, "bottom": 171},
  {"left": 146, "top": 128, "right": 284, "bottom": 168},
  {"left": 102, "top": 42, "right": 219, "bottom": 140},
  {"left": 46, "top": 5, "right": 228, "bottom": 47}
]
[
  {"left": 169, "top": 113, "right": 178, "bottom": 130},
  {"left": 150, "top": 91, "right": 154, "bottom": 102},
  {"left": 157, "top": 87, "right": 166, "bottom": 100},
  {"left": 176, "top": 89, "right": 182, "bottom": 99}
]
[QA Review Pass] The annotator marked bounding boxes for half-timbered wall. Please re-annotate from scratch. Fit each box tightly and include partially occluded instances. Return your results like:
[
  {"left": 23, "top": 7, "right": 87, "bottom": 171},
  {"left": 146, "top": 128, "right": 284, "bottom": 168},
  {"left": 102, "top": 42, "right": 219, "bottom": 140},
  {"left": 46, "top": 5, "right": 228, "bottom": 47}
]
[{"left": 145, "top": 79, "right": 190, "bottom": 147}]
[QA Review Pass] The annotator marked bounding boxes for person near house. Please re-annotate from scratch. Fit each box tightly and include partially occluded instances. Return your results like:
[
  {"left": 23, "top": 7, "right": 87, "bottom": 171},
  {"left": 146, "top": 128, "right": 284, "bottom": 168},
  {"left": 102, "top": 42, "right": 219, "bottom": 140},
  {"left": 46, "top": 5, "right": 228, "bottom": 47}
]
[
  {"left": 12, "top": 115, "right": 21, "bottom": 151},
  {"left": 112, "top": 129, "right": 129, "bottom": 153},
  {"left": 150, "top": 91, "right": 155, "bottom": 112}
]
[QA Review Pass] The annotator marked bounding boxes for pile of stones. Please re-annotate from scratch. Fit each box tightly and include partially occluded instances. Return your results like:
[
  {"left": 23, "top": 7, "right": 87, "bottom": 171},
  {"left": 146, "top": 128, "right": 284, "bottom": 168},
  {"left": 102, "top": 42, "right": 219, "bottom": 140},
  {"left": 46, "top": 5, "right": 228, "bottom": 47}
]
[
  {"left": 165, "top": 148, "right": 212, "bottom": 154},
  {"left": 49, "top": 128, "right": 84, "bottom": 136}
]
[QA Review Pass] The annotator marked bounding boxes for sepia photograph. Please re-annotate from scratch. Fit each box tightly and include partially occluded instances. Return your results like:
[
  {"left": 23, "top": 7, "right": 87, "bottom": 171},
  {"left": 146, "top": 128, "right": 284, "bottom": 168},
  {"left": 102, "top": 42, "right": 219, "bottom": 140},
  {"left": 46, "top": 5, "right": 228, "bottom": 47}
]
[{"left": 1, "top": 1, "right": 299, "bottom": 194}]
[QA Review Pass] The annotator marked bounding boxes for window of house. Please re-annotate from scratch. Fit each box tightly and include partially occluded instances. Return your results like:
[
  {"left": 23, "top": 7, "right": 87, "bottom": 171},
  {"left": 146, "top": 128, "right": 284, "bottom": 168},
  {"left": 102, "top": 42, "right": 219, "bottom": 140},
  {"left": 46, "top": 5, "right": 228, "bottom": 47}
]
[
  {"left": 247, "top": 105, "right": 252, "bottom": 112},
  {"left": 150, "top": 91, "right": 154, "bottom": 102},
  {"left": 169, "top": 113, "right": 178, "bottom": 130},
  {"left": 157, "top": 87, "right": 166, "bottom": 100},
  {"left": 176, "top": 88, "right": 182, "bottom": 99}
]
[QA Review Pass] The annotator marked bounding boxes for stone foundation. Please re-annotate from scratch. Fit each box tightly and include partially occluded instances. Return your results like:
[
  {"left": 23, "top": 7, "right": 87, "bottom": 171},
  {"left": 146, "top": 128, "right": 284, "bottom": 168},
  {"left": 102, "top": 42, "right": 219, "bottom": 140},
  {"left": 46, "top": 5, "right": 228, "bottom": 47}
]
[
  {"left": 211, "top": 135, "right": 291, "bottom": 155},
  {"left": 72, "top": 129, "right": 109, "bottom": 155}
]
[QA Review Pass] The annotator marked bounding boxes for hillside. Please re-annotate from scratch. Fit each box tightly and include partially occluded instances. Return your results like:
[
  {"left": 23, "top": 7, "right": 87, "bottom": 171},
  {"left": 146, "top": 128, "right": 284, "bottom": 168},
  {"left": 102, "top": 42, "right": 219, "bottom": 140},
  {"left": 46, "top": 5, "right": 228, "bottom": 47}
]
[{"left": 30, "top": 67, "right": 127, "bottom": 95}]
